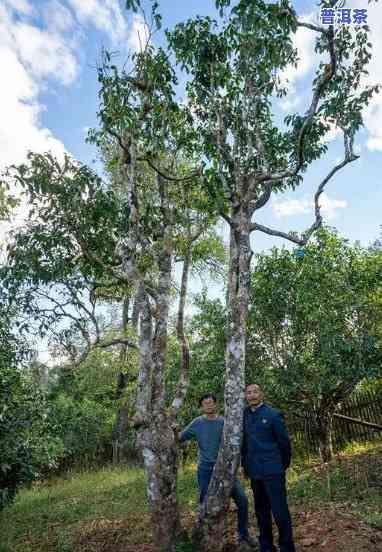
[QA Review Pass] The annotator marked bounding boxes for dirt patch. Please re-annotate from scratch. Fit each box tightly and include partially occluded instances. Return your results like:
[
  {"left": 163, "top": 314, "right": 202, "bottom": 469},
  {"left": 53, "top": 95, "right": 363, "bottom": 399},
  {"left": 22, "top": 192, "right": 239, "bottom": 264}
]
[
  {"left": 71, "top": 505, "right": 382, "bottom": 551},
  {"left": 292, "top": 505, "right": 382, "bottom": 551}
]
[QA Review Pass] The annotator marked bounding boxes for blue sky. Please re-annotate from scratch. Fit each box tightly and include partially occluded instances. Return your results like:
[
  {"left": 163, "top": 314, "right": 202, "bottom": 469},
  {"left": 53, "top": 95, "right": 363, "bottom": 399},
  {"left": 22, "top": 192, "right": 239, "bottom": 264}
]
[
  {"left": 1, "top": 0, "right": 381, "bottom": 278},
  {"left": 1, "top": 0, "right": 380, "bottom": 363}
]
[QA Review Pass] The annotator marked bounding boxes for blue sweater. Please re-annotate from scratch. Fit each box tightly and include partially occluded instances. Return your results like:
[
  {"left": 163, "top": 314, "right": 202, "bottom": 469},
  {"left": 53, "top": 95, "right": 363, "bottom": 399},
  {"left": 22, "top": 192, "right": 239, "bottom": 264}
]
[{"left": 180, "top": 415, "right": 224, "bottom": 465}]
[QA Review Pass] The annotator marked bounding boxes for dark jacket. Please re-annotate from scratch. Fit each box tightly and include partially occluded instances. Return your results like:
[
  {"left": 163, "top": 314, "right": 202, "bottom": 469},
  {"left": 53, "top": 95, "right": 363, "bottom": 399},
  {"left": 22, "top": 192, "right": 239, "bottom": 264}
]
[{"left": 241, "top": 403, "right": 292, "bottom": 479}]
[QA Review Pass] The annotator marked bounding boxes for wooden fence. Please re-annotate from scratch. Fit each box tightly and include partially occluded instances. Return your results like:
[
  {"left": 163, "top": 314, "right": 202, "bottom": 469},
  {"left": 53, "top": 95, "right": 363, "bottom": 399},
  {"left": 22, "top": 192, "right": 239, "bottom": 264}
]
[{"left": 288, "top": 386, "right": 382, "bottom": 455}]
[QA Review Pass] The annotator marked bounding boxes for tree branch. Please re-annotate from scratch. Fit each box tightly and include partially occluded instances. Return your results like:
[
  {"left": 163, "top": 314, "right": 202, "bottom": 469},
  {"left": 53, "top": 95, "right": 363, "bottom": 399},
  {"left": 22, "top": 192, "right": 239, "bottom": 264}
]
[
  {"left": 258, "top": 27, "right": 336, "bottom": 184},
  {"left": 170, "top": 245, "right": 192, "bottom": 418},
  {"left": 283, "top": 6, "right": 329, "bottom": 35},
  {"left": 252, "top": 183, "right": 272, "bottom": 211},
  {"left": 139, "top": 156, "right": 202, "bottom": 182},
  {"left": 250, "top": 129, "right": 359, "bottom": 244},
  {"left": 97, "top": 337, "right": 138, "bottom": 349},
  {"left": 250, "top": 223, "right": 305, "bottom": 245}
]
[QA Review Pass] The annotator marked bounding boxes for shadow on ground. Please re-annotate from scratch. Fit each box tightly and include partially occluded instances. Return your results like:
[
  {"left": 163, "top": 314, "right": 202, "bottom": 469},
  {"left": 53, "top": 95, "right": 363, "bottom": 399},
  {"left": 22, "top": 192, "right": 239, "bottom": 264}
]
[{"left": 71, "top": 505, "right": 382, "bottom": 552}]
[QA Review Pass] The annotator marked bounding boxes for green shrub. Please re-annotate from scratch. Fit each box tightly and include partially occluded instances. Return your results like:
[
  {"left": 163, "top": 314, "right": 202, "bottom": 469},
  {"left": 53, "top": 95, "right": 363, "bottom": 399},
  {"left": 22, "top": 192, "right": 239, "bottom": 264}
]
[{"left": 0, "top": 358, "right": 61, "bottom": 510}]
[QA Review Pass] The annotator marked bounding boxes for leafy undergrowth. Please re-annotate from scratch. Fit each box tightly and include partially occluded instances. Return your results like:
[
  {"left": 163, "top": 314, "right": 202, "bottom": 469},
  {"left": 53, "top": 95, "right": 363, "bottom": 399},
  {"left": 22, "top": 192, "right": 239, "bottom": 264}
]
[{"left": 0, "top": 441, "right": 381, "bottom": 552}]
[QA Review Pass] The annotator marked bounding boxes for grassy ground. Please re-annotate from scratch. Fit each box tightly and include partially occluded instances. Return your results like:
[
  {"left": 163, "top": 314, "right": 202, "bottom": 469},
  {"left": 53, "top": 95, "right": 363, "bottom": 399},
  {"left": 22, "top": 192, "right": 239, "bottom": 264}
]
[{"left": 0, "top": 441, "right": 381, "bottom": 552}]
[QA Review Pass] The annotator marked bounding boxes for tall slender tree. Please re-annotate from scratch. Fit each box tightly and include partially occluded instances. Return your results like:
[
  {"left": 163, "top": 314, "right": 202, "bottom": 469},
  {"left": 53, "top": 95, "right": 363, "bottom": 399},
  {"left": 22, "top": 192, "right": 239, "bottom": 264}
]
[
  {"left": 3, "top": 0, "right": 379, "bottom": 548},
  {"left": 3, "top": 53, "right": 222, "bottom": 550},
  {"left": 122, "top": 0, "right": 379, "bottom": 548}
]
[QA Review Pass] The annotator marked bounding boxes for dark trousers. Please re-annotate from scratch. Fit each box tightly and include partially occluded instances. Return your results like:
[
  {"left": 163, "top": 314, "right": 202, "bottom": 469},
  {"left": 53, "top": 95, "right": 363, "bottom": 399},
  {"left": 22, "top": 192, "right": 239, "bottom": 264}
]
[
  {"left": 250, "top": 474, "right": 295, "bottom": 552},
  {"left": 197, "top": 462, "right": 249, "bottom": 539}
]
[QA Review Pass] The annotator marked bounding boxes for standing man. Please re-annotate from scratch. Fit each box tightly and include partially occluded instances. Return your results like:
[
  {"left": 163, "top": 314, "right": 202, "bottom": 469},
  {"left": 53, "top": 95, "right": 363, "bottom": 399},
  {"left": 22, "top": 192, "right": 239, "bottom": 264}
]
[
  {"left": 242, "top": 384, "right": 296, "bottom": 552},
  {"left": 177, "top": 393, "right": 256, "bottom": 548}
]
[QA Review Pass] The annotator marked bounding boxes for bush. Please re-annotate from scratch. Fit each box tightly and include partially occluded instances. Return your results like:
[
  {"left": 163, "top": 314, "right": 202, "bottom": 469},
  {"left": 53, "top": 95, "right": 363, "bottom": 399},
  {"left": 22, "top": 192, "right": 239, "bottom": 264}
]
[
  {"left": 49, "top": 393, "right": 114, "bottom": 468},
  {"left": 0, "top": 356, "right": 61, "bottom": 510},
  {"left": 47, "top": 348, "right": 122, "bottom": 469}
]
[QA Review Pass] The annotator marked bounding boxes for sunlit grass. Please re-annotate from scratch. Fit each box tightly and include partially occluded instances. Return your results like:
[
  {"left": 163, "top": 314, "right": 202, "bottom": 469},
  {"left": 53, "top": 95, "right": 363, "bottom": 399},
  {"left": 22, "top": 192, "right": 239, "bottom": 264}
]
[
  {"left": 0, "top": 441, "right": 381, "bottom": 551},
  {"left": 0, "top": 466, "right": 149, "bottom": 551}
]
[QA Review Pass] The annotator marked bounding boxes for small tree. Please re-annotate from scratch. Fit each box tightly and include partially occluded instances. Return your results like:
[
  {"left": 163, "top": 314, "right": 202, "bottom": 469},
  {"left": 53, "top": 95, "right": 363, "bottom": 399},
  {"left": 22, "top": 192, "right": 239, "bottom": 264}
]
[{"left": 247, "top": 229, "right": 382, "bottom": 461}]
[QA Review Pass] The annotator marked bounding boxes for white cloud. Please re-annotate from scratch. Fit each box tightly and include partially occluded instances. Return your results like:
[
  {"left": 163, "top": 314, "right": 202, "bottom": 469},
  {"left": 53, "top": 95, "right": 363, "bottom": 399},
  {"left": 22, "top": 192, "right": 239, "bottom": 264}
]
[
  {"left": 0, "top": 0, "right": 132, "bottom": 180},
  {"left": 0, "top": 5, "right": 70, "bottom": 170},
  {"left": 0, "top": 0, "right": 132, "bottom": 244},
  {"left": 319, "top": 193, "right": 347, "bottom": 219},
  {"left": 279, "top": 12, "right": 318, "bottom": 105},
  {"left": 0, "top": 41, "right": 67, "bottom": 240},
  {"left": 12, "top": 23, "right": 78, "bottom": 85},
  {"left": 364, "top": 100, "right": 382, "bottom": 152},
  {"left": 3, "top": 0, "right": 34, "bottom": 16},
  {"left": 273, "top": 193, "right": 347, "bottom": 220},
  {"left": 67, "top": 0, "right": 128, "bottom": 44},
  {"left": 127, "top": 14, "right": 150, "bottom": 52},
  {"left": 43, "top": 1, "right": 76, "bottom": 33},
  {"left": 273, "top": 197, "right": 311, "bottom": 217},
  {"left": 0, "top": 0, "right": 132, "bottom": 167},
  {"left": 280, "top": 95, "right": 301, "bottom": 112}
]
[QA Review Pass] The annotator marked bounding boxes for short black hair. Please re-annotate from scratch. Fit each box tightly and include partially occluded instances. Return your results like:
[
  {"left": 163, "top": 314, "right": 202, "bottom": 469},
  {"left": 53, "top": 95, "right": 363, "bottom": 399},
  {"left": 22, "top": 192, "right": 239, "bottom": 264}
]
[
  {"left": 198, "top": 393, "right": 217, "bottom": 407},
  {"left": 245, "top": 383, "right": 263, "bottom": 392}
]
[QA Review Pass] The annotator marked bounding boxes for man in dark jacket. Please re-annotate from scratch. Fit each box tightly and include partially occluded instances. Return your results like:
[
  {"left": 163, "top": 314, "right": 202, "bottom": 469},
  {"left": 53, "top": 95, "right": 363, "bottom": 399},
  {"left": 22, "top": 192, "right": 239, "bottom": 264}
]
[{"left": 242, "top": 384, "right": 295, "bottom": 552}]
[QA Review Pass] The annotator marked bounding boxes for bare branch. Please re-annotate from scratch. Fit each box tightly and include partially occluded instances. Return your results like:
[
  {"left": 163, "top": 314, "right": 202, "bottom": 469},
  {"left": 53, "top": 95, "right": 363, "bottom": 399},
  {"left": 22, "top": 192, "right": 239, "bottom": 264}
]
[
  {"left": 250, "top": 222, "right": 305, "bottom": 245},
  {"left": 258, "top": 27, "right": 337, "bottom": 184},
  {"left": 139, "top": 156, "right": 202, "bottom": 182},
  {"left": 97, "top": 337, "right": 138, "bottom": 349},
  {"left": 33, "top": 288, "right": 93, "bottom": 346},
  {"left": 62, "top": 281, "right": 99, "bottom": 333},
  {"left": 251, "top": 129, "right": 359, "bottom": 244},
  {"left": 281, "top": 6, "right": 329, "bottom": 35}
]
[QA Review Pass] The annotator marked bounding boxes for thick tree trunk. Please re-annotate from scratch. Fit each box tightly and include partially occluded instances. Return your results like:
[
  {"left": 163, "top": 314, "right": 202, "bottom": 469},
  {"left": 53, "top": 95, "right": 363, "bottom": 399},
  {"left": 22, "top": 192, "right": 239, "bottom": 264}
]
[
  {"left": 138, "top": 418, "right": 182, "bottom": 552},
  {"left": 120, "top": 149, "right": 189, "bottom": 551},
  {"left": 317, "top": 409, "right": 334, "bottom": 463},
  {"left": 195, "top": 209, "right": 252, "bottom": 551},
  {"left": 134, "top": 242, "right": 184, "bottom": 552}
]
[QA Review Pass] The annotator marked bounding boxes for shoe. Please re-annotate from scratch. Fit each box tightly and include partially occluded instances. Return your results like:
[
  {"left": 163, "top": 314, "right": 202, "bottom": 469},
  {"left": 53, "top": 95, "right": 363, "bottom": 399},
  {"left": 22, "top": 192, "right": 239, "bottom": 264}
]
[{"left": 238, "top": 534, "right": 258, "bottom": 549}]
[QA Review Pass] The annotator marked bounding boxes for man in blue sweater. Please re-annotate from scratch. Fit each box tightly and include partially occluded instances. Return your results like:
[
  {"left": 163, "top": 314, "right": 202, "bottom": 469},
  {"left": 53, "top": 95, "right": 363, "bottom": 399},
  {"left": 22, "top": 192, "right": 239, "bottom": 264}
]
[
  {"left": 242, "top": 384, "right": 295, "bottom": 552},
  {"left": 178, "top": 393, "right": 256, "bottom": 548}
]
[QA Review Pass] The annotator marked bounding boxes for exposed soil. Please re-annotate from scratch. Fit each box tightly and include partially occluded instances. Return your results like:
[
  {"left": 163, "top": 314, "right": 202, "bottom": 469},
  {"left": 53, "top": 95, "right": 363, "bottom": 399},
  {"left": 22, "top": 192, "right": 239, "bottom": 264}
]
[{"left": 72, "top": 504, "right": 382, "bottom": 551}]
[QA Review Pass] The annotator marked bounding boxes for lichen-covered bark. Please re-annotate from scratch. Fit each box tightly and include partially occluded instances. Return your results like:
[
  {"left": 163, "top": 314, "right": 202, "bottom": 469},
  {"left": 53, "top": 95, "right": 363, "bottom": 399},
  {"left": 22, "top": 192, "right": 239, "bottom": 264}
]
[
  {"left": 116, "top": 139, "right": 183, "bottom": 550},
  {"left": 133, "top": 241, "right": 183, "bottom": 551},
  {"left": 151, "top": 243, "right": 172, "bottom": 416},
  {"left": 112, "top": 296, "right": 131, "bottom": 463},
  {"left": 170, "top": 249, "right": 191, "bottom": 417},
  {"left": 134, "top": 286, "right": 183, "bottom": 550},
  {"left": 195, "top": 206, "right": 252, "bottom": 551},
  {"left": 138, "top": 417, "right": 183, "bottom": 552},
  {"left": 135, "top": 291, "right": 153, "bottom": 421}
]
